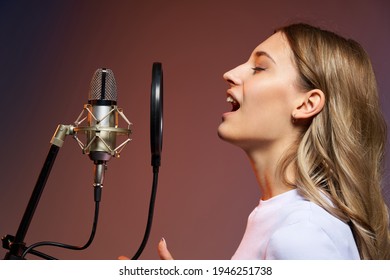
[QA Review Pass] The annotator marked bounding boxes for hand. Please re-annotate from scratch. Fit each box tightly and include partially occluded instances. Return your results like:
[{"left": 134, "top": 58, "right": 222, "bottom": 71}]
[{"left": 158, "top": 238, "right": 174, "bottom": 260}]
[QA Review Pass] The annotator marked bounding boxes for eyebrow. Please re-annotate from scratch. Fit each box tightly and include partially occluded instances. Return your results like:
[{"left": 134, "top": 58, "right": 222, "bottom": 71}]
[{"left": 255, "top": 51, "right": 276, "bottom": 64}]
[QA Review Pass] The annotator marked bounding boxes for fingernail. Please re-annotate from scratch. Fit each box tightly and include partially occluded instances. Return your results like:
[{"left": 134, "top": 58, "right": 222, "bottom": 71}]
[{"left": 161, "top": 237, "right": 166, "bottom": 245}]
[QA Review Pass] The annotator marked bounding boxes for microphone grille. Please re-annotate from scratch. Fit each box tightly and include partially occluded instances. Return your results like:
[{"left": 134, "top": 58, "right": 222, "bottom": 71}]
[{"left": 89, "top": 68, "right": 117, "bottom": 102}]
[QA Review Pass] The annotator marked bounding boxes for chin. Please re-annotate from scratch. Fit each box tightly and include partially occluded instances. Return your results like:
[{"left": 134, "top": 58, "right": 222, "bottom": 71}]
[
  {"left": 217, "top": 124, "right": 238, "bottom": 145},
  {"left": 217, "top": 123, "right": 228, "bottom": 140},
  {"left": 217, "top": 129, "right": 227, "bottom": 141}
]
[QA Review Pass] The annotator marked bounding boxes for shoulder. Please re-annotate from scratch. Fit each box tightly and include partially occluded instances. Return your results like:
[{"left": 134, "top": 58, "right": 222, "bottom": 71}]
[
  {"left": 265, "top": 200, "right": 359, "bottom": 259},
  {"left": 266, "top": 220, "right": 341, "bottom": 259}
]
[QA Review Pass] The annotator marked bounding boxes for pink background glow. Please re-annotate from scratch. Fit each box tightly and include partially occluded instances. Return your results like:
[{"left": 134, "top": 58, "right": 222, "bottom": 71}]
[{"left": 0, "top": 0, "right": 389, "bottom": 259}]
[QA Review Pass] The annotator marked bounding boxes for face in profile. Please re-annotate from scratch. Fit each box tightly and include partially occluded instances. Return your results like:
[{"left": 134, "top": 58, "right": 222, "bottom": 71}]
[{"left": 218, "top": 32, "right": 306, "bottom": 153}]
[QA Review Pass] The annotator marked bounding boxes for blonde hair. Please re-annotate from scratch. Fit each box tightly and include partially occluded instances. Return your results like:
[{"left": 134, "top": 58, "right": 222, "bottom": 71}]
[{"left": 279, "top": 23, "right": 390, "bottom": 259}]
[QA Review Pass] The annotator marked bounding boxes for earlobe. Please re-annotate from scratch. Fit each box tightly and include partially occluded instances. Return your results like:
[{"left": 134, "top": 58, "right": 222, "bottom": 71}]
[{"left": 293, "top": 89, "right": 325, "bottom": 121}]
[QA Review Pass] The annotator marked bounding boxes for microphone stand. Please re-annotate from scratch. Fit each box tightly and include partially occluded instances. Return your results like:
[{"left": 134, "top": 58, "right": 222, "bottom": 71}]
[
  {"left": 3, "top": 64, "right": 158, "bottom": 260},
  {"left": 2, "top": 125, "right": 74, "bottom": 259}
]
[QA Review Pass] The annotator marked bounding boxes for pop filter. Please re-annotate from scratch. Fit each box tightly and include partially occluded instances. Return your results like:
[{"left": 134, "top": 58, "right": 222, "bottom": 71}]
[
  {"left": 131, "top": 62, "right": 164, "bottom": 260},
  {"left": 150, "top": 62, "right": 163, "bottom": 167}
]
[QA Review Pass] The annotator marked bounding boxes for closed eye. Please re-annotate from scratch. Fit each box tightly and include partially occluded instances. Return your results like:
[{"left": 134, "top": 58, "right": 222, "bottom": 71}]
[{"left": 252, "top": 67, "right": 266, "bottom": 74}]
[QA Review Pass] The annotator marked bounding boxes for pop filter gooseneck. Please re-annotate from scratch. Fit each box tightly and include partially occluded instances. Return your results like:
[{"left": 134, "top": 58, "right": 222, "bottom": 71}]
[{"left": 131, "top": 62, "right": 163, "bottom": 259}]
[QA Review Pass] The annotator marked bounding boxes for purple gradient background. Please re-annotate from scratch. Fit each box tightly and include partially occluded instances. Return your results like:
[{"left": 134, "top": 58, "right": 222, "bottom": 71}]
[{"left": 0, "top": 0, "right": 389, "bottom": 260}]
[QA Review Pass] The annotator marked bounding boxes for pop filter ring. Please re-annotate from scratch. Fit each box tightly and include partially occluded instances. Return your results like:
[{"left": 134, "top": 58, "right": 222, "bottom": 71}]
[{"left": 150, "top": 62, "right": 163, "bottom": 167}]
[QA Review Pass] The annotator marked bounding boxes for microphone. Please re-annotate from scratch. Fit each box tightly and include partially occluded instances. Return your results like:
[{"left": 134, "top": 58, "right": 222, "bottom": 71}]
[{"left": 72, "top": 68, "right": 132, "bottom": 192}]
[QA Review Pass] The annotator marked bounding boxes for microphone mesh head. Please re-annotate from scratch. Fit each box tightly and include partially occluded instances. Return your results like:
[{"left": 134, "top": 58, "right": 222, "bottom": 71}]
[{"left": 89, "top": 68, "right": 117, "bottom": 102}]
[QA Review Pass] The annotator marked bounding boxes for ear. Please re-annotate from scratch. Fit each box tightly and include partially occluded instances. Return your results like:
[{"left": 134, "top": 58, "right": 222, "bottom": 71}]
[{"left": 293, "top": 89, "right": 325, "bottom": 121}]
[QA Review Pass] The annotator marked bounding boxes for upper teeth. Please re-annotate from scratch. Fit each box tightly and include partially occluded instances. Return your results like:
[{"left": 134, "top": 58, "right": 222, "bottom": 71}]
[{"left": 227, "top": 96, "right": 237, "bottom": 104}]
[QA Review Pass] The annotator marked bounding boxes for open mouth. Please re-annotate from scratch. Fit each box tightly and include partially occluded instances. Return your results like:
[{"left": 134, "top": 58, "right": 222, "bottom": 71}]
[{"left": 227, "top": 95, "right": 240, "bottom": 112}]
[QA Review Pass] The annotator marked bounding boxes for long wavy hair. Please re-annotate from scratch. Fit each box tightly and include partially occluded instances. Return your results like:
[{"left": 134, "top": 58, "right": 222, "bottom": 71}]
[{"left": 278, "top": 23, "right": 390, "bottom": 259}]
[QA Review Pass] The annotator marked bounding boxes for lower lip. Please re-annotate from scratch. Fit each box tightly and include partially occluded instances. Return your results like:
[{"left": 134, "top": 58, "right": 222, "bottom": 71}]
[{"left": 222, "top": 110, "right": 236, "bottom": 119}]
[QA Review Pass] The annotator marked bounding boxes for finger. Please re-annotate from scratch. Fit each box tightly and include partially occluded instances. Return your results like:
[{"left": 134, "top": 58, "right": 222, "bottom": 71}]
[
  {"left": 118, "top": 255, "right": 130, "bottom": 260},
  {"left": 158, "top": 237, "right": 174, "bottom": 260}
]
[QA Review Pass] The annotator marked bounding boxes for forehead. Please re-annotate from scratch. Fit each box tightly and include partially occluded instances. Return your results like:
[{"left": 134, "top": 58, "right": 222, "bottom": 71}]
[{"left": 251, "top": 32, "right": 292, "bottom": 64}]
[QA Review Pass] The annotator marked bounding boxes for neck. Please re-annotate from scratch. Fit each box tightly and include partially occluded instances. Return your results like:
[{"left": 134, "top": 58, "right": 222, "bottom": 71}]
[{"left": 245, "top": 142, "right": 296, "bottom": 200}]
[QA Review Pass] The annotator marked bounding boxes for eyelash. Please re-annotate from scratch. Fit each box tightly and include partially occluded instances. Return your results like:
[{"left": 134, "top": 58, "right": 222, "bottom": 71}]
[{"left": 251, "top": 67, "right": 266, "bottom": 73}]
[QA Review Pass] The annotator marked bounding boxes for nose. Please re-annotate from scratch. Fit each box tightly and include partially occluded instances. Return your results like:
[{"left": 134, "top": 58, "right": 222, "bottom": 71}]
[{"left": 223, "top": 65, "right": 242, "bottom": 86}]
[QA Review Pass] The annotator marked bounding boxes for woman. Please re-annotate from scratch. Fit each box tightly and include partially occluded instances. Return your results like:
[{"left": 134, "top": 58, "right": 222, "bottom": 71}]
[{"left": 114, "top": 23, "right": 387, "bottom": 261}]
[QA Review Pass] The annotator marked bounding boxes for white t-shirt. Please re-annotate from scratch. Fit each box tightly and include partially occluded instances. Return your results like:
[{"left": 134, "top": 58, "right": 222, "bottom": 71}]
[{"left": 232, "top": 189, "right": 360, "bottom": 259}]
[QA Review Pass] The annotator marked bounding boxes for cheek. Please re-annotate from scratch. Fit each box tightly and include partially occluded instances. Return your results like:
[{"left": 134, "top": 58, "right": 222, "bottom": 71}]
[{"left": 245, "top": 78, "right": 295, "bottom": 118}]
